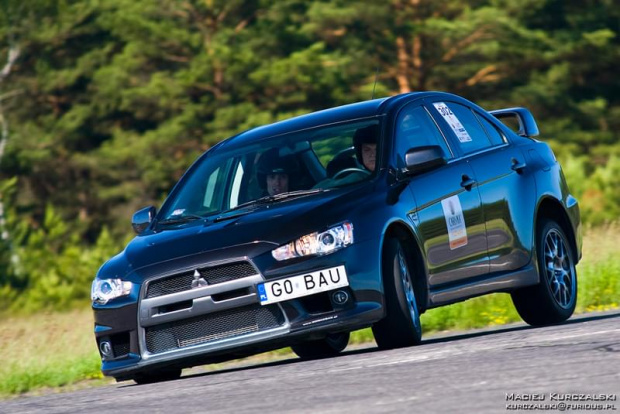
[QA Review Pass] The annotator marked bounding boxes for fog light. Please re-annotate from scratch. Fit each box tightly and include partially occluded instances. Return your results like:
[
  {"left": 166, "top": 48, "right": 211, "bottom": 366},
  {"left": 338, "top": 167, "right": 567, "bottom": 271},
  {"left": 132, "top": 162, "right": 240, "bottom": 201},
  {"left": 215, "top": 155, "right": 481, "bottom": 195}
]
[
  {"left": 100, "top": 341, "right": 113, "bottom": 359},
  {"left": 332, "top": 290, "right": 349, "bottom": 305}
]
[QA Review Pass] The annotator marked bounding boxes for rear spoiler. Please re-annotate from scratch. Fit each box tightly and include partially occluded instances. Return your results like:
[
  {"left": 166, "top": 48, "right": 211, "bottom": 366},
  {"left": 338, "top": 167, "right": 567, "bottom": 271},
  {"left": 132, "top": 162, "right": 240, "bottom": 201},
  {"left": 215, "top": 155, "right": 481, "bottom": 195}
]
[{"left": 489, "top": 107, "right": 539, "bottom": 138}]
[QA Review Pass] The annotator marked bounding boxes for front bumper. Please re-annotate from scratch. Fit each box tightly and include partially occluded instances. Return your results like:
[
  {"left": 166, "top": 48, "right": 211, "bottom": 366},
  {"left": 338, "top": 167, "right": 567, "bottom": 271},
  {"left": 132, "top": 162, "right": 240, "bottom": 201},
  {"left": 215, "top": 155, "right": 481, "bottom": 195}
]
[{"left": 93, "top": 239, "right": 384, "bottom": 380}]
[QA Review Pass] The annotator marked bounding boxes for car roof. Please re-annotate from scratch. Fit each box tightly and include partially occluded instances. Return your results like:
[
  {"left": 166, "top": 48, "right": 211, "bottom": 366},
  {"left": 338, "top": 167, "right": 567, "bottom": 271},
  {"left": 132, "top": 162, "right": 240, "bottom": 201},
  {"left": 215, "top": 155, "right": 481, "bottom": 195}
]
[{"left": 217, "top": 91, "right": 466, "bottom": 150}]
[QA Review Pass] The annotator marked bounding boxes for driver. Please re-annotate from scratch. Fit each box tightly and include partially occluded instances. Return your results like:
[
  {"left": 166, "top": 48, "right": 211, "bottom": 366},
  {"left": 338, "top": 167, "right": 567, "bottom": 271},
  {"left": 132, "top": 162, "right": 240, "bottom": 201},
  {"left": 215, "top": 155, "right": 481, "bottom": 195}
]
[
  {"left": 353, "top": 125, "right": 378, "bottom": 172},
  {"left": 257, "top": 149, "right": 297, "bottom": 196}
]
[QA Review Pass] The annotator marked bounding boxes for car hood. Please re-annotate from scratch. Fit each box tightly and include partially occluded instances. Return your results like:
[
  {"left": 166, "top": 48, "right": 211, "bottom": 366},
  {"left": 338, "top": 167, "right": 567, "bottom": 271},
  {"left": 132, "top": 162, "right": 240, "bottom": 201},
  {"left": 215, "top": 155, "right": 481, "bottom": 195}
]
[{"left": 103, "top": 184, "right": 375, "bottom": 278}]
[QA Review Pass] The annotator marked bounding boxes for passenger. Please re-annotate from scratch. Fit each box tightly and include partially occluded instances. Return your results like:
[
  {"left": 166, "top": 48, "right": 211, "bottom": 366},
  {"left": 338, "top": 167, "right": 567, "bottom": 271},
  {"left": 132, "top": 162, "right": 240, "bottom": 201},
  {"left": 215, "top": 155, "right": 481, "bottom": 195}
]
[
  {"left": 257, "top": 149, "right": 298, "bottom": 196},
  {"left": 353, "top": 125, "right": 379, "bottom": 172}
]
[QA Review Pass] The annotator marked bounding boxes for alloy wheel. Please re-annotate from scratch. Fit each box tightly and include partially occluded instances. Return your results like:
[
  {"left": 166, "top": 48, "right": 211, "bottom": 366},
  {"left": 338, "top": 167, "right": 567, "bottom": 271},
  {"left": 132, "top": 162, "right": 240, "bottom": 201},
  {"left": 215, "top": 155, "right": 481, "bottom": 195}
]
[{"left": 543, "top": 229, "right": 576, "bottom": 309}]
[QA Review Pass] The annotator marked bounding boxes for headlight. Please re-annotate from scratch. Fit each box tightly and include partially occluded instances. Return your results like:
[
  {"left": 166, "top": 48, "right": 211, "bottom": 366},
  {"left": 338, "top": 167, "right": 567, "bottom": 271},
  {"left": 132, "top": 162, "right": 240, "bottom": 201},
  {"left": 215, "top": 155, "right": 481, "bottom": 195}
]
[
  {"left": 272, "top": 222, "right": 354, "bottom": 261},
  {"left": 91, "top": 279, "right": 133, "bottom": 305}
]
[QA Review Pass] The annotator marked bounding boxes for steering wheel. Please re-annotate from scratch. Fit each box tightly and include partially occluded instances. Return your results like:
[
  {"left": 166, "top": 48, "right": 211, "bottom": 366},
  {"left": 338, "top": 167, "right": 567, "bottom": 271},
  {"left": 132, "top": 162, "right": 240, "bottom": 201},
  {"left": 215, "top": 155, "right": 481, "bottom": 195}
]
[{"left": 332, "top": 167, "right": 371, "bottom": 180}]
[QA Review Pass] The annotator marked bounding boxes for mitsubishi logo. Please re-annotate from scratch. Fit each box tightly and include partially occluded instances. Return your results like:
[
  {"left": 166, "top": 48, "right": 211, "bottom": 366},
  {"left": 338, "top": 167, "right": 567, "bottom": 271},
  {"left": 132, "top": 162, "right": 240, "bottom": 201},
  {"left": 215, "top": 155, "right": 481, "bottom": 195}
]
[{"left": 191, "top": 270, "right": 208, "bottom": 289}]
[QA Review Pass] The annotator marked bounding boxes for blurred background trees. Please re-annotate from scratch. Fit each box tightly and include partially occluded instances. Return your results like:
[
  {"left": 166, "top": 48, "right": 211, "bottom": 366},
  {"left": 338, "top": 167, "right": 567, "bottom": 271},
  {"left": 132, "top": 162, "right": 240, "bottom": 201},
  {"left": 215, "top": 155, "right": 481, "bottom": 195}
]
[{"left": 0, "top": 0, "right": 618, "bottom": 311}]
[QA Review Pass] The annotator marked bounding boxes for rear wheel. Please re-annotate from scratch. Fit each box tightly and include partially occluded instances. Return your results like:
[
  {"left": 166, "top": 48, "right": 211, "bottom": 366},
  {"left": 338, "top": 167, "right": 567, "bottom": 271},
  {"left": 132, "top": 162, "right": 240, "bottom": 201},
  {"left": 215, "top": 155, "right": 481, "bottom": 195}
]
[
  {"left": 291, "top": 332, "right": 350, "bottom": 359},
  {"left": 511, "top": 219, "right": 577, "bottom": 326},
  {"left": 132, "top": 368, "right": 182, "bottom": 385},
  {"left": 372, "top": 238, "right": 422, "bottom": 349}
]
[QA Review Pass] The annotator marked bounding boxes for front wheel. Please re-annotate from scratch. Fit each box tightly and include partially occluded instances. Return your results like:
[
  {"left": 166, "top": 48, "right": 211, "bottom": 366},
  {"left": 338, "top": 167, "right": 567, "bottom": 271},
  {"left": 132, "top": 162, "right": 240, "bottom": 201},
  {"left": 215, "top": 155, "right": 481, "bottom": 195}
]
[
  {"left": 291, "top": 332, "right": 350, "bottom": 359},
  {"left": 372, "top": 238, "right": 422, "bottom": 349},
  {"left": 511, "top": 219, "right": 578, "bottom": 326}
]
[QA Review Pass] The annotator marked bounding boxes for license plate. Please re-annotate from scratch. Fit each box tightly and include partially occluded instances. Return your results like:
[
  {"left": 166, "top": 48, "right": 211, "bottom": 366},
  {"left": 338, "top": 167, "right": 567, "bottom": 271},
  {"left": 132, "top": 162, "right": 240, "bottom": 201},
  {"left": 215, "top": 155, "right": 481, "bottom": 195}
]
[{"left": 257, "top": 265, "right": 349, "bottom": 305}]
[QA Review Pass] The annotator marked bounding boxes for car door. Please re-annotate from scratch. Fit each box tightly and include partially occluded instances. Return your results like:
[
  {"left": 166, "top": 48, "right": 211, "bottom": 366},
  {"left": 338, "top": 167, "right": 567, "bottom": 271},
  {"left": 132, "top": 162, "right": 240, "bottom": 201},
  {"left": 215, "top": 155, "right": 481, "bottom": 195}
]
[
  {"left": 429, "top": 100, "right": 536, "bottom": 273},
  {"left": 394, "top": 102, "right": 489, "bottom": 289}
]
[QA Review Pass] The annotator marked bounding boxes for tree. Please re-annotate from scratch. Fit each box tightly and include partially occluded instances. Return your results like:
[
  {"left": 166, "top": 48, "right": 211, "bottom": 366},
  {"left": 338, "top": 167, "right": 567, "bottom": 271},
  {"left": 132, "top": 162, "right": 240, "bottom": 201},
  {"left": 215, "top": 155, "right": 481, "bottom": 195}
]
[{"left": 0, "top": 0, "right": 619, "bottom": 310}]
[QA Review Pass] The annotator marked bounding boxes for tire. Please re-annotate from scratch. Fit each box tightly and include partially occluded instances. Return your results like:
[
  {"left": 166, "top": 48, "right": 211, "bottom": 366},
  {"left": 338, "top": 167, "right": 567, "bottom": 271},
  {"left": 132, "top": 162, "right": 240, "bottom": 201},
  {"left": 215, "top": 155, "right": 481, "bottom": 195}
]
[
  {"left": 291, "top": 332, "right": 350, "bottom": 360},
  {"left": 511, "top": 219, "right": 578, "bottom": 326},
  {"left": 372, "top": 238, "right": 422, "bottom": 349},
  {"left": 132, "top": 368, "right": 182, "bottom": 385}
]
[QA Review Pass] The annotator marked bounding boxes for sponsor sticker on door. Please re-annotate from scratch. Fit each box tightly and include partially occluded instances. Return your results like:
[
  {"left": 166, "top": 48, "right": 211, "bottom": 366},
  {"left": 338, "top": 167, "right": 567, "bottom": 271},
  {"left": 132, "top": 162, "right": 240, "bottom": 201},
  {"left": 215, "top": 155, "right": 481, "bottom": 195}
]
[
  {"left": 441, "top": 195, "right": 468, "bottom": 249},
  {"left": 433, "top": 102, "right": 472, "bottom": 143}
]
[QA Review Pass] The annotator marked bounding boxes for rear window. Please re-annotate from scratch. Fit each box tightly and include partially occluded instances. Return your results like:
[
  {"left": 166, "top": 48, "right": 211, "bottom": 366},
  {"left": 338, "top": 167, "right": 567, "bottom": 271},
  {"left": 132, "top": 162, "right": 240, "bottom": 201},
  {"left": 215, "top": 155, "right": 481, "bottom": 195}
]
[{"left": 475, "top": 112, "right": 506, "bottom": 146}]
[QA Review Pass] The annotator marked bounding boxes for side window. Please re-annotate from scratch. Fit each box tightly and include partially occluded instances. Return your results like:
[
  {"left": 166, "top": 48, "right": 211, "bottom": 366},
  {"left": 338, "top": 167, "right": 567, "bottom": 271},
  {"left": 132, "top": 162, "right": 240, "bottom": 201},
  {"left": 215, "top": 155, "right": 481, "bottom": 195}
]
[
  {"left": 432, "top": 102, "right": 492, "bottom": 155},
  {"left": 229, "top": 162, "right": 244, "bottom": 208},
  {"left": 202, "top": 167, "right": 221, "bottom": 209},
  {"left": 200, "top": 158, "right": 236, "bottom": 213},
  {"left": 475, "top": 112, "right": 506, "bottom": 146},
  {"left": 396, "top": 105, "right": 452, "bottom": 162}
]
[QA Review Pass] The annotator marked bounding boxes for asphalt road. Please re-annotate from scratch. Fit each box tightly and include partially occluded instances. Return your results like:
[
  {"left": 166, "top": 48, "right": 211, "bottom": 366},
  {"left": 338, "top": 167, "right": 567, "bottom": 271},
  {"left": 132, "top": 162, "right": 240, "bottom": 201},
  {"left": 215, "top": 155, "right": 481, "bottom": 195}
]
[{"left": 3, "top": 310, "right": 619, "bottom": 413}]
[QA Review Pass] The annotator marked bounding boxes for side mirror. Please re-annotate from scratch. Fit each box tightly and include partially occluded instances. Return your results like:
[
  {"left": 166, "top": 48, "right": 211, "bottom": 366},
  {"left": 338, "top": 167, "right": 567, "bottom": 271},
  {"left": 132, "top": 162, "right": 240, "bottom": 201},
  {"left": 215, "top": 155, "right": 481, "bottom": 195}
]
[
  {"left": 489, "top": 107, "right": 539, "bottom": 138},
  {"left": 403, "top": 145, "right": 446, "bottom": 176},
  {"left": 132, "top": 206, "right": 157, "bottom": 234}
]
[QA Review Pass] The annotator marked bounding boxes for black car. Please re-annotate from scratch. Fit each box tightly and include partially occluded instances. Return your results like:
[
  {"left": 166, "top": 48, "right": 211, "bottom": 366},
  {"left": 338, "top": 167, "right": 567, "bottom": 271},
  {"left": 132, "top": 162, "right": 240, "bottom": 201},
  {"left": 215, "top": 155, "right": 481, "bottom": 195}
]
[{"left": 91, "top": 91, "right": 581, "bottom": 383}]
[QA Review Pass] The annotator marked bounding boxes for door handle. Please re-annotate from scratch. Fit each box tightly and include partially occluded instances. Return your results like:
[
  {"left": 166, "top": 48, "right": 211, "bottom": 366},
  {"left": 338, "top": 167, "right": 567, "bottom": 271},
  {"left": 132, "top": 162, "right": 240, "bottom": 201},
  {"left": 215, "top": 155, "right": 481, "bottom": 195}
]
[
  {"left": 460, "top": 174, "right": 476, "bottom": 190},
  {"left": 511, "top": 158, "right": 527, "bottom": 173}
]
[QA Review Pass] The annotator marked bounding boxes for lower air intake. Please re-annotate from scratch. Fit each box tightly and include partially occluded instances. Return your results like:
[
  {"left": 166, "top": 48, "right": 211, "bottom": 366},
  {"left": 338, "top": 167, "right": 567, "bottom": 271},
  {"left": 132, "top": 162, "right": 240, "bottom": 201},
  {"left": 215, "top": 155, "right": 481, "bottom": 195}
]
[{"left": 145, "top": 304, "right": 285, "bottom": 354}]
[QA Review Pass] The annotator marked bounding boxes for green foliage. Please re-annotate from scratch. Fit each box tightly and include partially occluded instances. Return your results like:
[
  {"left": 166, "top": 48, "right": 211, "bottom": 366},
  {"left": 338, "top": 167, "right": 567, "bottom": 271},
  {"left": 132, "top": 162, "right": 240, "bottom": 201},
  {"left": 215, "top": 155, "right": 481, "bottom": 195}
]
[
  {"left": 2, "top": 204, "right": 122, "bottom": 313},
  {"left": 0, "top": 0, "right": 618, "bottom": 311},
  {"left": 560, "top": 155, "right": 620, "bottom": 225}
]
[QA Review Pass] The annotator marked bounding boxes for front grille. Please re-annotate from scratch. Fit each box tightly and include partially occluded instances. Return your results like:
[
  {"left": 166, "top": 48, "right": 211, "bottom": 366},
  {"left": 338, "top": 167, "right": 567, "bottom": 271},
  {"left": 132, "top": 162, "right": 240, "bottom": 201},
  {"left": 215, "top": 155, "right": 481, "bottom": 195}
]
[
  {"left": 146, "top": 261, "right": 258, "bottom": 298},
  {"left": 145, "top": 304, "right": 285, "bottom": 354}
]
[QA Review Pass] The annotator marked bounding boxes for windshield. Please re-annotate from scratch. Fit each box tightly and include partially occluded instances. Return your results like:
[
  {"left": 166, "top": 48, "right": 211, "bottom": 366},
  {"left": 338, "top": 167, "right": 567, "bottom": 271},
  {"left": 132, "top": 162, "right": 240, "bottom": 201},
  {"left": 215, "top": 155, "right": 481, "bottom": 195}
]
[{"left": 159, "top": 118, "right": 381, "bottom": 221}]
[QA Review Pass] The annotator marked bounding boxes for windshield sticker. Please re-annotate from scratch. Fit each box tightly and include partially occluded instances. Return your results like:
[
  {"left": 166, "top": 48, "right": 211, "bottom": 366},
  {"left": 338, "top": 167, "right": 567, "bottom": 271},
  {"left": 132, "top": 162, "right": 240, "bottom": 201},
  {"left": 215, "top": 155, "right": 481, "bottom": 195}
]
[
  {"left": 441, "top": 195, "right": 468, "bottom": 249},
  {"left": 433, "top": 102, "right": 472, "bottom": 143},
  {"left": 171, "top": 208, "right": 185, "bottom": 216}
]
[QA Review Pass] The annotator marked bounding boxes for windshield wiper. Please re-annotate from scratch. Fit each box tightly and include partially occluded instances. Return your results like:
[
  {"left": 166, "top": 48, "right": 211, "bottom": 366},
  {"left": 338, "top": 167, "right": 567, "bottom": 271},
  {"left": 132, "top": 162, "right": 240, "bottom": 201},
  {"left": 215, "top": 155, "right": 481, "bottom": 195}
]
[
  {"left": 214, "top": 189, "right": 326, "bottom": 222},
  {"left": 157, "top": 214, "right": 205, "bottom": 226},
  {"left": 271, "top": 188, "right": 326, "bottom": 200},
  {"left": 234, "top": 189, "right": 324, "bottom": 210}
]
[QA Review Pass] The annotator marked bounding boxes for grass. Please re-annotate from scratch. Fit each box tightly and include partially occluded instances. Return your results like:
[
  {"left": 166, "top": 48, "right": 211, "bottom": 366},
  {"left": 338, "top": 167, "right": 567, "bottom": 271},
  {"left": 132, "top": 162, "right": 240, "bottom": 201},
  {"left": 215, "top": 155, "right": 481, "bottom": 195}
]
[
  {"left": 574, "top": 222, "right": 620, "bottom": 312},
  {"left": 0, "top": 309, "right": 108, "bottom": 397},
  {"left": 1, "top": 223, "right": 619, "bottom": 399}
]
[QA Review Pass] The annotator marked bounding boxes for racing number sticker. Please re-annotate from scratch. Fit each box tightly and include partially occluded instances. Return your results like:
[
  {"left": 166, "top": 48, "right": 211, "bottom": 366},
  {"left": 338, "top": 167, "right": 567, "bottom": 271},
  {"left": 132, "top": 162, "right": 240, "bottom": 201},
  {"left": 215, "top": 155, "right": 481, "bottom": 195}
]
[
  {"left": 433, "top": 102, "right": 472, "bottom": 143},
  {"left": 441, "top": 195, "right": 468, "bottom": 249}
]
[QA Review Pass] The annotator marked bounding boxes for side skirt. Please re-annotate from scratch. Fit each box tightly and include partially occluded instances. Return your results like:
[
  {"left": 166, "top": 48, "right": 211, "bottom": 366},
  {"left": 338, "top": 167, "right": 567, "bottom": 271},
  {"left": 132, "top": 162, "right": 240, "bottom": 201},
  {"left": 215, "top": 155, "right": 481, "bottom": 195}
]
[{"left": 427, "top": 263, "right": 539, "bottom": 308}]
